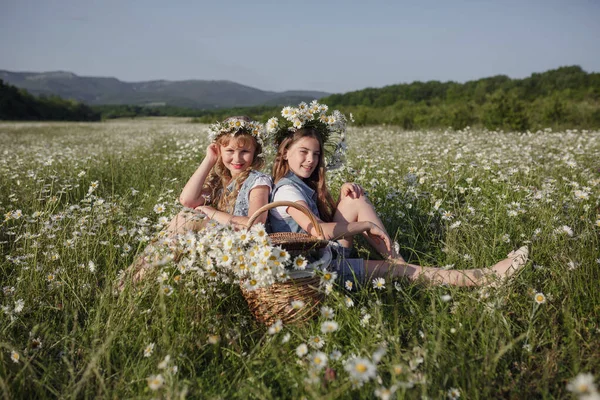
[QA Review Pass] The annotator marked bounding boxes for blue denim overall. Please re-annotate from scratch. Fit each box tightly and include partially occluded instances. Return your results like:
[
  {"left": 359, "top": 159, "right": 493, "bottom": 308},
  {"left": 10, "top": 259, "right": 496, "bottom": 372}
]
[
  {"left": 227, "top": 170, "right": 272, "bottom": 217},
  {"left": 268, "top": 172, "right": 320, "bottom": 233},
  {"left": 268, "top": 172, "right": 365, "bottom": 288}
]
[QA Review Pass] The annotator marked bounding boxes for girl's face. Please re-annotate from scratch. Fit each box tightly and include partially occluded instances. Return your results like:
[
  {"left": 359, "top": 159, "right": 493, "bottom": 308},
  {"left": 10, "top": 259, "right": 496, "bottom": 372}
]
[
  {"left": 220, "top": 137, "right": 256, "bottom": 177},
  {"left": 285, "top": 136, "right": 321, "bottom": 179}
]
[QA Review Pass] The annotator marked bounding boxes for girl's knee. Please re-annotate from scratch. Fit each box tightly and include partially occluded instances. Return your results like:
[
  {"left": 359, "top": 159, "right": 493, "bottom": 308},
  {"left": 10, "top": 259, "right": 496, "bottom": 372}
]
[{"left": 338, "top": 193, "right": 370, "bottom": 207}]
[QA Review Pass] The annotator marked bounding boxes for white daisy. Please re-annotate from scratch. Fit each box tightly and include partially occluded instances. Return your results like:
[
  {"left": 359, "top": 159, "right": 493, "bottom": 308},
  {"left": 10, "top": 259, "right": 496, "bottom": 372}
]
[
  {"left": 374, "top": 385, "right": 398, "bottom": 400},
  {"left": 266, "top": 117, "right": 279, "bottom": 133},
  {"left": 566, "top": 372, "right": 597, "bottom": 394},
  {"left": 147, "top": 374, "right": 164, "bottom": 391},
  {"left": 296, "top": 343, "right": 308, "bottom": 357},
  {"left": 320, "top": 271, "right": 337, "bottom": 286},
  {"left": 344, "top": 296, "right": 355, "bottom": 308},
  {"left": 242, "top": 279, "right": 259, "bottom": 292},
  {"left": 268, "top": 319, "right": 283, "bottom": 335},
  {"left": 207, "top": 334, "right": 220, "bottom": 345},
  {"left": 447, "top": 387, "right": 461, "bottom": 400},
  {"left": 309, "top": 335, "right": 325, "bottom": 349},
  {"left": 320, "top": 320, "right": 339, "bottom": 334},
  {"left": 158, "top": 355, "right": 171, "bottom": 370},
  {"left": 291, "top": 300, "right": 305, "bottom": 310},
  {"left": 293, "top": 255, "right": 308, "bottom": 270},
  {"left": 13, "top": 299, "right": 24, "bottom": 313},
  {"left": 320, "top": 306, "right": 335, "bottom": 319},
  {"left": 372, "top": 277, "right": 386, "bottom": 290},
  {"left": 309, "top": 351, "right": 328, "bottom": 370},
  {"left": 143, "top": 343, "right": 155, "bottom": 357},
  {"left": 344, "top": 357, "right": 377, "bottom": 383},
  {"left": 534, "top": 292, "right": 546, "bottom": 304},
  {"left": 250, "top": 224, "right": 268, "bottom": 241},
  {"left": 161, "top": 285, "right": 174, "bottom": 296}
]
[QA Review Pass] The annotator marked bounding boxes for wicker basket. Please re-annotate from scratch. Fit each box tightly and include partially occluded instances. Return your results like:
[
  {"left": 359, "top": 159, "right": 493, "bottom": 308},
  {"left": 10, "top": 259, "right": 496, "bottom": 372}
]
[{"left": 241, "top": 201, "right": 330, "bottom": 326}]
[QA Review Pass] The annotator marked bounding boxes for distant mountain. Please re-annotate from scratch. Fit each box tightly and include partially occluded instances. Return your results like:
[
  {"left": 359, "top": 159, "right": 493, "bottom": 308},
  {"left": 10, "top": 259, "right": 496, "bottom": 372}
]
[{"left": 0, "top": 70, "right": 330, "bottom": 109}]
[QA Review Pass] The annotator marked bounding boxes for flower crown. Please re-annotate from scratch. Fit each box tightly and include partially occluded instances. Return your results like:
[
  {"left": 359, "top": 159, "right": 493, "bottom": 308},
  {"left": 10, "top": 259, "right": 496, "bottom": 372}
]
[
  {"left": 266, "top": 100, "right": 348, "bottom": 170},
  {"left": 208, "top": 117, "right": 267, "bottom": 145}
]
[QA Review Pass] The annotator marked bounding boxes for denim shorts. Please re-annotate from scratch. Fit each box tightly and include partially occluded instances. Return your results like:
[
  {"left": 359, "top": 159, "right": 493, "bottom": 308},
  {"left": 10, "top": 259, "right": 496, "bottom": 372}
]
[{"left": 328, "top": 242, "right": 365, "bottom": 289}]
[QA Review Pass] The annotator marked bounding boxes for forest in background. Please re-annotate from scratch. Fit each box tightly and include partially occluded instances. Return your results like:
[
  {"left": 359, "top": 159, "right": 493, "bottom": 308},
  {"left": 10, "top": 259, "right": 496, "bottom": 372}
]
[
  {"left": 326, "top": 65, "right": 600, "bottom": 130},
  {"left": 0, "top": 80, "right": 100, "bottom": 121},
  {"left": 2, "top": 66, "right": 599, "bottom": 130},
  {"left": 185, "top": 66, "right": 600, "bottom": 131}
]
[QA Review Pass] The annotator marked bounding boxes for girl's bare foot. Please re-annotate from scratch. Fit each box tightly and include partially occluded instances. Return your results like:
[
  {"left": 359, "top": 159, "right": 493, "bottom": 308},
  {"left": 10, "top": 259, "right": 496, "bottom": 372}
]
[
  {"left": 116, "top": 255, "right": 151, "bottom": 292},
  {"left": 489, "top": 246, "right": 529, "bottom": 283}
]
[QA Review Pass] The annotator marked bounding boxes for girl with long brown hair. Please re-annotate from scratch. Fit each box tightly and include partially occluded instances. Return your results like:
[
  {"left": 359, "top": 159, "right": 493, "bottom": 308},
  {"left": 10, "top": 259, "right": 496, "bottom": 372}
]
[{"left": 266, "top": 102, "right": 528, "bottom": 289}]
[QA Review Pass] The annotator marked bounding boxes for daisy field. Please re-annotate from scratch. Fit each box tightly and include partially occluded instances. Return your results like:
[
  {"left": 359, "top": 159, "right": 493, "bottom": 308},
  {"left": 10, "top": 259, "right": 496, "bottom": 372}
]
[{"left": 1, "top": 118, "right": 599, "bottom": 399}]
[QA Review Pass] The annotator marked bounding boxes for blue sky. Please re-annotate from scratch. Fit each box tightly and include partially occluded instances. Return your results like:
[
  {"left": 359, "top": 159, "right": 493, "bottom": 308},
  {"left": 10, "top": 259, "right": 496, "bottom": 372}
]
[{"left": 1, "top": 0, "right": 599, "bottom": 93}]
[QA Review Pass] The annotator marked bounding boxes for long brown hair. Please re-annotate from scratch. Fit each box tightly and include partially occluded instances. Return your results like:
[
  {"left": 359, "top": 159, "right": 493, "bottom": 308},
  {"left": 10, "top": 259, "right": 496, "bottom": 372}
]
[
  {"left": 204, "top": 116, "right": 265, "bottom": 213},
  {"left": 271, "top": 128, "right": 336, "bottom": 222}
]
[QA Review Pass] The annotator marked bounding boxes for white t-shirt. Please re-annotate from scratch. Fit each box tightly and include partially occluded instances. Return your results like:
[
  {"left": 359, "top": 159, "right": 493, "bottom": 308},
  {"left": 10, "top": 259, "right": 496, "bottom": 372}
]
[{"left": 270, "top": 184, "right": 306, "bottom": 220}]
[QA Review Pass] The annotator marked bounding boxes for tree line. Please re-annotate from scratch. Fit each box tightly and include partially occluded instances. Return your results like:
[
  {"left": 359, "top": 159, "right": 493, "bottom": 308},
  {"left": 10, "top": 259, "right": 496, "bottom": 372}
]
[
  {"left": 185, "top": 66, "right": 600, "bottom": 131},
  {"left": 92, "top": 104, "right": 279, "bottom": 121},
  {"left": 323, "top": 65, "right": 600, "bottom": 130},
  {"left": 0, "top": 80, "right": 101, "bottom": 121},
  {"left": 2, "top": 66, "right": 599, "bottom": 130}
]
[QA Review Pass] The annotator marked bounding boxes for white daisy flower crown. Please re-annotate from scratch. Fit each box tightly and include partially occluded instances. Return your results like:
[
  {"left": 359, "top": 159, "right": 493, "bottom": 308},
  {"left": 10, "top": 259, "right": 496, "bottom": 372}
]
[
  {"left": 266, "top": 100, "right": 348, "bottom": 170},
  {"left": 208, "top": 117, "right": 268, "bottom": 152}
]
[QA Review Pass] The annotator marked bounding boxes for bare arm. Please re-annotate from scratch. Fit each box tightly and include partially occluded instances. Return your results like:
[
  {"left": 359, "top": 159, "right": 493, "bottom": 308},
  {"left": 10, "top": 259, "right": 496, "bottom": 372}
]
[
  {"left": 179, "top": 144, "right": 219, "bottom": 209},
  {"left": 238, "top": 185, "right": 270, "bottom": 226},
  {"left": 195, "top": 185, "right": 270, "bottom": 228},
  {"left": 286, "top": 201, "right": 392, "bottom": 252}
]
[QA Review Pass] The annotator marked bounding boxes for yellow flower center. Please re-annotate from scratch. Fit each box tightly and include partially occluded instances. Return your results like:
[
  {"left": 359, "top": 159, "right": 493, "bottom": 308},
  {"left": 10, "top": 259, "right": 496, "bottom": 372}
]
[{"left": 355, "top": 364, "right": 367, "bottom": 373}]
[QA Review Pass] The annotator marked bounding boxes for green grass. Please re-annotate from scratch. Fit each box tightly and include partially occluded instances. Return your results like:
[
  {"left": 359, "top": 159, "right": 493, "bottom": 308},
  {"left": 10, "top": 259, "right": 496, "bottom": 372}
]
[{"left": 1, "top": 119, "right": 598, "bottom": 399}]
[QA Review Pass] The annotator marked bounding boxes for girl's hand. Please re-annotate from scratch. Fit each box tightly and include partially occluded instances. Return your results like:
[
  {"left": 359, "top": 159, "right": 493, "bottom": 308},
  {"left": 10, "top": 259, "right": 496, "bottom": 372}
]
[
  {"left": 195, "top": 205, "right": 216, "bottom": 217},
  {"left": 365, "top": 223, "right": 392, "bottom": 253},
  {"left": 205, "top": 143, "right": 220, "bottom": 165},
  {"left": 340, "top": 182, "right": 363, "bottom": 199}
]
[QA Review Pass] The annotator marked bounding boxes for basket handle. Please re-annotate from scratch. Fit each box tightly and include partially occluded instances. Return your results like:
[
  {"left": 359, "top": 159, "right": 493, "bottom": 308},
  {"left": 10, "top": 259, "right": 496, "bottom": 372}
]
[{"left": 247, "top": 201, "right": 325, "bottom": 239}]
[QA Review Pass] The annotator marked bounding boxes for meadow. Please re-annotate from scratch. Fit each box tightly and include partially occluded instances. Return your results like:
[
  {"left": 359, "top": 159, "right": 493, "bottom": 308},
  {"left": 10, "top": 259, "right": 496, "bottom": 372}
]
[{"left": 0, "top": 118, "right": 599, "bottom": 399}]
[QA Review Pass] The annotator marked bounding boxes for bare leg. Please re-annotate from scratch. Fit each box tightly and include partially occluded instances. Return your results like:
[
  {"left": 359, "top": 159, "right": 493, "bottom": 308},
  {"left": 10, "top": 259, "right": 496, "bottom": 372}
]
[
  {"left": 363, "top": 246, "right": 528, "bottom": 287},
  {"left": 118, "top": 210, "right": 207, "bottom": 291},
  {"left": 333, "top": 194, "right": 402, "bottom": 260},
  {"left": 165, "top": 209, "right": 207, "bottom": 236}
]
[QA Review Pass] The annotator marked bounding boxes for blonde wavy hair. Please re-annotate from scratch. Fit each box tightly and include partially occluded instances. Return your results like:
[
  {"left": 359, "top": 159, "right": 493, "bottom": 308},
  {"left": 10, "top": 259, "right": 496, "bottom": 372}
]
[{"left": 204, "top": 116, "right": 265, "bottom": 213}]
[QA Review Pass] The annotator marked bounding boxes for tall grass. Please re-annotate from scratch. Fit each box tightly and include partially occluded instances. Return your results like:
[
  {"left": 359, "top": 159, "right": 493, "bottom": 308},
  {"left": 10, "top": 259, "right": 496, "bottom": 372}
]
[{"left": 1, "top": 119, "right": 598, "bottom": 399}]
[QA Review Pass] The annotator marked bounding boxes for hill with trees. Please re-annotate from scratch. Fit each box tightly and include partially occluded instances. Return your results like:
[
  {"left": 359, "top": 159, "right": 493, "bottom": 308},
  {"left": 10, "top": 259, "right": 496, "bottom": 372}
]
[
  {"left": 0, "top": 80, "right": 100, "bottom": 121},
  {"left": 320, "top": 65, "right": 600, "bottom": 130}
]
